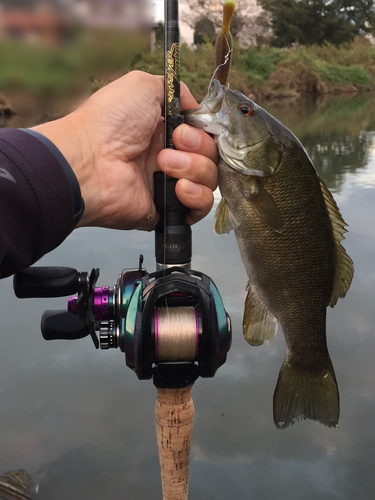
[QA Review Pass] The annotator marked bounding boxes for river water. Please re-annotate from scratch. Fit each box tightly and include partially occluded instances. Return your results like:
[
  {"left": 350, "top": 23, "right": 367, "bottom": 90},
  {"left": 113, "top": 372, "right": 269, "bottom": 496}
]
[{"left": 1, "top": 92, "right": 375, "bottom": 499}]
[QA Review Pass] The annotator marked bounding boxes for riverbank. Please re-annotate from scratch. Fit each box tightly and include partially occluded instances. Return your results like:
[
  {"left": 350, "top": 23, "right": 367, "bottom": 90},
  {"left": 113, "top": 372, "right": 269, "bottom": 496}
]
[
  {"left": 134, "top": 35, "right": 375, "bottom": 101},
  {"left": 193, "top": 36, "right": 375, "bottom": 101},
  {"left": 1, "top": 35, "right": 374, "bottom": 119}
]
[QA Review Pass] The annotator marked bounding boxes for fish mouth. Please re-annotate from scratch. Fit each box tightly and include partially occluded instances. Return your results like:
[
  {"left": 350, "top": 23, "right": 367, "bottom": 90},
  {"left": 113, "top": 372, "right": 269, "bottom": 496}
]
[
  {"left": 184, "top": 80, "right": 226, "bottom": 115},
  {"left": 183, "top": 79, "right": 226, "bottom": 134},
  {"left": 183, "top": 109, "right": 225, "bottom": 135},
  {"left": 184, "top": 79, "right": 268, "bottom": 175}
]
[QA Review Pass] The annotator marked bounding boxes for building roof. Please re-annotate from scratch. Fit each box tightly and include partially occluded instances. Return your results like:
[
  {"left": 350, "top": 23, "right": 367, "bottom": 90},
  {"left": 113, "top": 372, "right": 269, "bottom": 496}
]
[{"left": 0, "top": 0, "right": 64, "bottom": 10}]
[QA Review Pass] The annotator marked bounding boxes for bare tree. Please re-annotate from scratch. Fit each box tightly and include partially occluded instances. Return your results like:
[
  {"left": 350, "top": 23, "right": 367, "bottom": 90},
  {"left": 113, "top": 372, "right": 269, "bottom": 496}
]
[{"left": 180, "top": 0, "right": 273, "bottom": 48}]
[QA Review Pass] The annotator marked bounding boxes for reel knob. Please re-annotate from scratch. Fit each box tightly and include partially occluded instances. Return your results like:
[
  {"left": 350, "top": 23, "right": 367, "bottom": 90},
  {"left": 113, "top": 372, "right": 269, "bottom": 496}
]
[
  {"left": 14, "top": 267, "right": 84, "bottom": 298},
  {"left": 100, "top": 321, "right": 116, "bottom": 349}
]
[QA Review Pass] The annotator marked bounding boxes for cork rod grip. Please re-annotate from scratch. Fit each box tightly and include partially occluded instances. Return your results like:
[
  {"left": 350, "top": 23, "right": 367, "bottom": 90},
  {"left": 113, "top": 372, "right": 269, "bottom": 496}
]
[{"left": 155, "top": 386, "right": 195, "bottom": 500}]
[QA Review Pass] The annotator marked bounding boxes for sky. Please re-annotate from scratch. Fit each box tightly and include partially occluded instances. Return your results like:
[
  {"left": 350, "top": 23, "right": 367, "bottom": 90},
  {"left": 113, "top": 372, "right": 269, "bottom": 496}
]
[{"left": 154, "top": 0, "right": 164, "bottom": 22}]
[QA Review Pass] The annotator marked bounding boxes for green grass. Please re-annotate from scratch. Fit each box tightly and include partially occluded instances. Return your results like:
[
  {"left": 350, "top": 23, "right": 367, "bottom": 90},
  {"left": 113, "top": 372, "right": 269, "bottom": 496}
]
[
  {"left": 0, "top": 30, "right": 147, "bottom": 103},
  {"left": 0, "top": 33, "right": 374, "bottom": 110},
  {"left": 131, "top": 36, "right": 374, "bottom": 100},
  {"left": 286, "top": 46, "right": 372, "bottom": 86},
  {"left": 238, "top": 46, "right": 288, "bottom": 84}
]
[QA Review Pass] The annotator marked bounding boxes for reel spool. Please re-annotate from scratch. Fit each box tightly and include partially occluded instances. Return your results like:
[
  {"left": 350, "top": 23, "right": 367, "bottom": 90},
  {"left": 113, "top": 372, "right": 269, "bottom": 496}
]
[{"left": 13, "top": 261, "right": 232, "bottom": 384}]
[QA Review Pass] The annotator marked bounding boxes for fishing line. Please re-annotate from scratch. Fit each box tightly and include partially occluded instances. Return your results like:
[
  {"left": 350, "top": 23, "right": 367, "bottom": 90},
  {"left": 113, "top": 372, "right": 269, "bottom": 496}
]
[
  {"left": 163, "top": 165, "right": 167, "bottom": 275},
  {"left": 163, "top": 0, "right": 168, "bottom": 285},
  {"left": 208, "top": 35, "right": 233, "bottom": 93},
  {"left": 155, "top": 306, "right": 198, "bottom": 361}
]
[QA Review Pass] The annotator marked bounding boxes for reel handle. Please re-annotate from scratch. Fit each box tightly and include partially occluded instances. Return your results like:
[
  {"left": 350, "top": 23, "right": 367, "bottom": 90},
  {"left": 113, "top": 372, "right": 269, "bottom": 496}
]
[
  {"left": 14, "top": 266, "right": 82, "bottom": 298},
  {"left": 41, "top": 310, "right": 89, "bottom": 341}
]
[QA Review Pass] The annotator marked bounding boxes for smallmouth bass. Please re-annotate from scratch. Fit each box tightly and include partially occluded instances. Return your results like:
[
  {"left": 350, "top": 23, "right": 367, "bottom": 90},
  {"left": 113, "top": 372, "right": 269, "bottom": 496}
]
[{"left": 184, "top": 80, "right": 354, "bottom": 428}]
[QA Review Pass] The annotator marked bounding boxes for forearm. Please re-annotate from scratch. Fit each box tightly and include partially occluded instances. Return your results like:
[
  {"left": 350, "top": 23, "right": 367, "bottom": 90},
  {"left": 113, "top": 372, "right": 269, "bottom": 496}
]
[{"left": 0, "top": 128, "right": 83, "bottom": 278}]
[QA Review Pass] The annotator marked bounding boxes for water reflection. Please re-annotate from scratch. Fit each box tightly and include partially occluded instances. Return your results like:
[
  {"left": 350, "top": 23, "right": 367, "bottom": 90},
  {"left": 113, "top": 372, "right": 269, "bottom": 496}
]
[
  {"left": 265, "top": 93, "right": 375, "bottom": 192},
  {"left": 1, "top": 93, "right": 375, "bottom": 499}
]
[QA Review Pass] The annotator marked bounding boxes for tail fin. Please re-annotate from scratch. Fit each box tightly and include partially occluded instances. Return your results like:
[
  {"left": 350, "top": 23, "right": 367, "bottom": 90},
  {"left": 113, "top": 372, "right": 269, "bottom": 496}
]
[{"left": 273, "top": 359, "right": 339, "bottom": 429}]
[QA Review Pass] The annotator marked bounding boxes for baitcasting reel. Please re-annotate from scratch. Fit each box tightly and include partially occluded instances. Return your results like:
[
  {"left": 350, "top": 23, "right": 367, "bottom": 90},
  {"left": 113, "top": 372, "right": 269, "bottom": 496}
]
[
  {"left": 13, "top": 169, "right": 232, "bottom": 388},
  {"left": 13, "top": 257, "right": 231, "bottom": 385}
]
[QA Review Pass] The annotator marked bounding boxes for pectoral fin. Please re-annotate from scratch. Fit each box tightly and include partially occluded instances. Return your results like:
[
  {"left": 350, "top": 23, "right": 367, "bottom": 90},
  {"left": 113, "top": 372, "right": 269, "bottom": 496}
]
[
  {"left": 214, "top": 197, "right": 238, "bottom": 234},
  {"left": 242, "top": 180, "right": 284, "bottom": 234},
  {"left": 243, "top": 282, "right": 278, "bottom": 345}
]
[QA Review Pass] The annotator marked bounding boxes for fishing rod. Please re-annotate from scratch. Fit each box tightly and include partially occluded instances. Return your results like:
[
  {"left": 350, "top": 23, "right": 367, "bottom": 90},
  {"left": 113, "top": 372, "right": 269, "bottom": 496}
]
[{"left": 12, "top": 1, "right": 233, "bottom": 498}]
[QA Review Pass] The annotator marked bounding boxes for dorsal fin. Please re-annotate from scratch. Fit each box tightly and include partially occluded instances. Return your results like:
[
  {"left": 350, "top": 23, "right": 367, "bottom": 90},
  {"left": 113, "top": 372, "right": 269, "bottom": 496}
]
[{"left": 319, "top": 177, "right": 354, "bottom": 306}]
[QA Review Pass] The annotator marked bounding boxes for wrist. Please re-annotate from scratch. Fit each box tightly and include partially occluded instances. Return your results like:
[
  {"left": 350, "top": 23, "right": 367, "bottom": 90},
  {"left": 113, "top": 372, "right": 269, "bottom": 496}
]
[{"left": 31, "top": 112, "right": 94, "bottom": 227}]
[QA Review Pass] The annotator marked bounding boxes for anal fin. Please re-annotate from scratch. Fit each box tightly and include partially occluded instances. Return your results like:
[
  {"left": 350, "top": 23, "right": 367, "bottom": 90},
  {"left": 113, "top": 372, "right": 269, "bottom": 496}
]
[{"left": 243, "top": 283, "right": 277, "bottom": 346}]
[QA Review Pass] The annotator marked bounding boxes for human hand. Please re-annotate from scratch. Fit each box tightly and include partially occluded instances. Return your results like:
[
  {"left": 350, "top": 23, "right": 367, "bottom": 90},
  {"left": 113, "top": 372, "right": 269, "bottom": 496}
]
[{"left": 32, "top": 71, "right": 217, "bottom": 230}]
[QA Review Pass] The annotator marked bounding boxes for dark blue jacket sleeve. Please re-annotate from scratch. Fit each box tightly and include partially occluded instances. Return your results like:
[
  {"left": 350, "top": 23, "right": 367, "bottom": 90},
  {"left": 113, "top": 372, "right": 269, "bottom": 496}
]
[{"left": 0, "top": 128, "right": 84, "bottom": 278}]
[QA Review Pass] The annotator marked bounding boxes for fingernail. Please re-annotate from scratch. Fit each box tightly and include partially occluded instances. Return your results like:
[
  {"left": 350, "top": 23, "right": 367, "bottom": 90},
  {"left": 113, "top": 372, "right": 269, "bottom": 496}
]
[
  {"left": 181, "top": 125, "right": 202, "bottom": 150},
  {"left": 163, "top": 149, "right": 191, "bottom": 169},
  {"left": 183, "top": 181, "right": 202, "bottom": 196}
]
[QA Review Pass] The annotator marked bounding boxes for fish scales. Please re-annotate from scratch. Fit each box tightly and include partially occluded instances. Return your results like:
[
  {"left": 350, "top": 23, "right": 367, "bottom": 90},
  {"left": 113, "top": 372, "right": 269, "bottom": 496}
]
[
  {"left": 184, "top": 79, "right": 353, "bottom": 428},
  {"left": 219, "top": 143, "right": 336, "bottom": 366}
]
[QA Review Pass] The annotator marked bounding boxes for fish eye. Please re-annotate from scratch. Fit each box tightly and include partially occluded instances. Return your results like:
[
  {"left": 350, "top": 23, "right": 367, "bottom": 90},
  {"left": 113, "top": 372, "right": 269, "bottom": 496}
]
[{"left": 238, "top": 103, "right": 255, "bottom": 116}]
